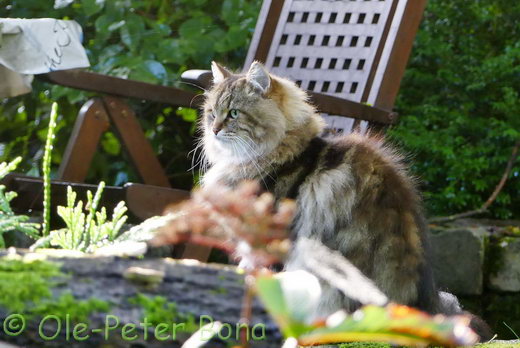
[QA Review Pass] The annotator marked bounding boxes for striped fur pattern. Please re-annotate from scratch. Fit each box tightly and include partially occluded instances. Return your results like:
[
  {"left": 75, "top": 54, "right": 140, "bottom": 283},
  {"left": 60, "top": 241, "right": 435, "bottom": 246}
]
[{"left": 200, "top": 61, "right": 439, "bottom": 317}]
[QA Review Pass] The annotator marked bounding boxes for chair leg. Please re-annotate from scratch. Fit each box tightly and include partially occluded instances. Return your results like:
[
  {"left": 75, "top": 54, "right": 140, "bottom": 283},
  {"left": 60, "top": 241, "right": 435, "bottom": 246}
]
[
  {"left": 102, "top": 96, "right": 171, "bottom": 188},
  {"left": 58, "top": 98, "right": 110, "bottom": 182}
]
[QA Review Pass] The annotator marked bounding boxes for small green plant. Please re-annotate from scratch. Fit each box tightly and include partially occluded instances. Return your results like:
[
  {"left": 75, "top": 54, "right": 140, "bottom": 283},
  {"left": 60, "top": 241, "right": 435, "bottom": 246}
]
[
  {"left": 129, "top": 294, "right": 197, "bottom": 333},
  {"left": 0, "top": 255, "right": 63, "bottom": 313},
  {"left": 0, "top": 157, "right": 40, "bottom": 247},
  {"left": 46, "top": 182, "right": 128, "bottom": 252},
  {"left": 42, "top": 102, "right": 58, "bottom": 237},
  {"left": 0, "top": 254, "right": 109, "bottom": 320}
]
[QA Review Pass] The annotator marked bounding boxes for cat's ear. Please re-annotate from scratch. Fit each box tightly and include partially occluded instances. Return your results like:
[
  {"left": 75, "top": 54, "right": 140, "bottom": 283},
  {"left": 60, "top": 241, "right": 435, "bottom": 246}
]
[
  {"left": 246, "top": 61, "right": 271, "bottom": 94},
  {"left": 211, "top": 61, "right": 232, "bottom": 84}
]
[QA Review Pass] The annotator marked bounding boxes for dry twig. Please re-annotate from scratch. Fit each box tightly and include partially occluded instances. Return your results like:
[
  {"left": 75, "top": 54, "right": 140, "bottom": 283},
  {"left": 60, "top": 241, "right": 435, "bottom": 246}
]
[{"left": 430, "top": 139, "right": 520, "bottom": 223}]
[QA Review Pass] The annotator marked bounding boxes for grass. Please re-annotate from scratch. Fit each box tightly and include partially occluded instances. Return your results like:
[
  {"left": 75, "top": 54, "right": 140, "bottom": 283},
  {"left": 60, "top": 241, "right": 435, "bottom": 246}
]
[{"left": 337, "top": 343, "right": 520, "bottom": 348}]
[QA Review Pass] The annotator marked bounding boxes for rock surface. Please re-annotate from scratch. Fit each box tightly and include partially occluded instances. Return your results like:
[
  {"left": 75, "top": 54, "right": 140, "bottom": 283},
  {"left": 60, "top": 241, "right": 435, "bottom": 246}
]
[
  {"left": 0, "top": 250, "right": 281, "bottom": 348},
  {"left": 429, "top": 227, "right": 487, "bottom": 295},
  {"left": 489, "top": 238, "right": 520, "bottom": 292}
]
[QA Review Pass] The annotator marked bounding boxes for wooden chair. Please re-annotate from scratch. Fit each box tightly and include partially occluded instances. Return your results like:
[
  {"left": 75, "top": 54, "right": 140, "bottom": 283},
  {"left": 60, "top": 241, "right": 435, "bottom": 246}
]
[
  {"left": 182, "top": 0, "right": 428, "bottom": 133},
  {"left": 180, "top": 0, "right": 427, "bottom": 261},
  {"left": 7, "top": 0, "right": 426, "bottom": 261},
  {"left": 38, "top": 70, "right": 199, "bottom": 188}
]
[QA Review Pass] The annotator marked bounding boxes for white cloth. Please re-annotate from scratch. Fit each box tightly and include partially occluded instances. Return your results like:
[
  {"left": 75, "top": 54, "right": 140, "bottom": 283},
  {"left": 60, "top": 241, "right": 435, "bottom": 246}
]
[{"left": 0, "top": 18, "right": 90, "bottom": 97}]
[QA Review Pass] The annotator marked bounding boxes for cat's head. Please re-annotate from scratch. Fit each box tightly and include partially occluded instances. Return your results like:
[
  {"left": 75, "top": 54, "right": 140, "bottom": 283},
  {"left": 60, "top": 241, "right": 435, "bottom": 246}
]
[{"left": 201, "top": 61, "right": 323, "bottom": 164}]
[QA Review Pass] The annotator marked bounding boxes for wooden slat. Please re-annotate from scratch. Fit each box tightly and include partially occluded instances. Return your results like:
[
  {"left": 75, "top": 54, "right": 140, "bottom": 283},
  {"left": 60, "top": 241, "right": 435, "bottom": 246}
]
[
  {"left": 3, "top": 174, "right": 125, "bottom": 214},
  {"left": 103, "top": 96, "right": 171, "bottom": 188},
  {"left": 58, "top": 98, "right": 110, "bottom": 182},
  {"left": 360, "top": 0, "right": 401, "bottom": 104},
  {"left": 125, "top": 183, "right": 189, "bottom": 220},
  {"left": 253, "top": 0, "right": 287, "bottom": 64},
  {"left": 309, "top": 91, "right": 397, "bottom": 125},
  {"left": 370, "top": 0, "right": 428, "bottom": 110},
  {"left": 39, "top": 70, "right": 200, "bottom": 108}
]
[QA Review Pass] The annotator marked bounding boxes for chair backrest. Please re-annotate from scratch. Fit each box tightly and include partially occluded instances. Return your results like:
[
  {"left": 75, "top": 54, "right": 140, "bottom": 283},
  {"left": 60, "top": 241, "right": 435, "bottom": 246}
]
[{"left": 244, "top": 0, "right": 427, "bottom": 133}]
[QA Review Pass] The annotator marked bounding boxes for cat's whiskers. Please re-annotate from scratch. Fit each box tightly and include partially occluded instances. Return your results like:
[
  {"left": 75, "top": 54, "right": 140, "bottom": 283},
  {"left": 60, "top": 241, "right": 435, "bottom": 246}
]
[
  {"left": 240, "top": 134, "right": 276, "bottom": 177},
  {"left": 188, "top": 138, "right": 209, "bottom": 176},
  {"left": 234, "top": 137, "right": 270, "bottom": 189},
  {"left": 235, "top": 137, "right": 272, "bottom": 178},
  {"left": 230, "top": 140, "right": 248, "bottom": 180}
]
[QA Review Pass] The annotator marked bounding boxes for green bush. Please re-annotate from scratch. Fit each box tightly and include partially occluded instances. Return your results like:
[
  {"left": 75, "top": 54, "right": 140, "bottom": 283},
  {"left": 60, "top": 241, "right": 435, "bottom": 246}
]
[
  {"left": 389, "top": 0, "right": 520, "bottom": 219},
  {"left": 1, "top": 0, "right": 260, "bottom": 189},
  {"left": 2, "top": 0, "right": 519, "bottom": 218}
]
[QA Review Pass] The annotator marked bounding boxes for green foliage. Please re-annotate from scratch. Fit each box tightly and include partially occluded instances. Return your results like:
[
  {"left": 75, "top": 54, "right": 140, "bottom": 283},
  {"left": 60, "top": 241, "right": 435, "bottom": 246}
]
[
  {"left": 31, "top": 292, "right": 110, "bottom": 323},
  {"left": 0, "top": 157, "right": 40, "bottom": 247},
  {"left": 5, "top": 0, "right": 517, "bottom": 218},
  {"left": 389, "top": 0, "right": 520, "bottom": 218},
  {"left": 0, "top": 255, "right": 62, "bottom": 313},
  {"left": 129, "top": 294, "right": 197, "bottom": 333},
  {"left": 0, "top": 254, "right": 109, "bottom": 320},
  {"left": 255, "top": 272, "right": 478, "bottom": 347},
  {"left": 1, "top": 0, "right": 260, "bottom": 189},
  {"left": 46, "top": 183, "right": 128, "bottom": 252},
  {"left": 42, "top": 102, "right": 58, "bottom": 236}
]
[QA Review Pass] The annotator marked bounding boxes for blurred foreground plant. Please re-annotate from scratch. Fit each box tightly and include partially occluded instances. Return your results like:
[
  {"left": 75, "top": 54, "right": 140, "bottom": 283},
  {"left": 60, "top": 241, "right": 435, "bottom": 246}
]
[
  {"left": 152, "top": 182, "right": 479, "bottom": 348},
  {"left": 255, "top": 255, "right": 477, "bottom": 347},
  {"left": 152, "top": 181, "right": 296, "bottom": 268}
]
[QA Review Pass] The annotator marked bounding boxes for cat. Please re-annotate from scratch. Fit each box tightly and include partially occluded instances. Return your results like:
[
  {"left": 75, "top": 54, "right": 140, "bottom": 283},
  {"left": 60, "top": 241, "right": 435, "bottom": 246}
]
[{"left": 198, "top": 61, "right": 491, "bottom": 339}]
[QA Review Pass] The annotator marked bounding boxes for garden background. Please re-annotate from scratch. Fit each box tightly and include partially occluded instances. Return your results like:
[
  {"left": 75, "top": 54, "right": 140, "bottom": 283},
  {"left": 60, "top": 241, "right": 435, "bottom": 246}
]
[{"left": 1, "top": 0, "right": 519, "bottom": 220}]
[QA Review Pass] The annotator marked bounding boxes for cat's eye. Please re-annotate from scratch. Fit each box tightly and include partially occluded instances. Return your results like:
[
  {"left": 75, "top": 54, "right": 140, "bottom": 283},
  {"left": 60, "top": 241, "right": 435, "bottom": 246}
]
[
  {"left": 228, "top": 109, "right": 240, "bottom": 119},
  {"left": 208, "top": 112, "right": 215, "bottom": 120}
]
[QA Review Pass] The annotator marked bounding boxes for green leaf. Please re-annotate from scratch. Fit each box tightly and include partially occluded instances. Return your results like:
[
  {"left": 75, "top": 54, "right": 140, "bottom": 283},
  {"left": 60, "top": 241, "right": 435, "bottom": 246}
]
[
  {"left": 81, "top": 0, "right": 104, "bottom": 16},
  {"left": 120, "top": 13, "right": 145, "bottom": 52},
  {"left": 144, "top": 60, "right": 167, "bottom": 81},
  {"left": 255, "top": 271, "right": 318, "bottom": 338},
  {"left": 128, "top": 60, "right": 167, "bottom": 84},
  {"left": 176, "top": 108, "right": 197, "bottom": 122},
  {"left": 101, "top": 132, "right": 121, "bottom": 156},
  {"left": 178, "top": 17, "right": 212, "bottom": 39}
]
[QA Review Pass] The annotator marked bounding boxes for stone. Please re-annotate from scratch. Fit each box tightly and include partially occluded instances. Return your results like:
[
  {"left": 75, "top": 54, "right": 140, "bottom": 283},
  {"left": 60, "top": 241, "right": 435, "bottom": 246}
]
[
  {"left": 488, "top": 237, "right": 520, "bottom": 292},
  {"left": 0, "top": 249, "right": 281, "bottom": 348},
  {"left": 429, "top": 227, "right": 487, "bottom": 295}
]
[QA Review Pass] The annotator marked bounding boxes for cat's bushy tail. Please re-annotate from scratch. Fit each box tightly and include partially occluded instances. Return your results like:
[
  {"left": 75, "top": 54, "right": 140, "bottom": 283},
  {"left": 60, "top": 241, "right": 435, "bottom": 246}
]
[{"left": 437, "top": 291, "right": 493, "bottom": 342}]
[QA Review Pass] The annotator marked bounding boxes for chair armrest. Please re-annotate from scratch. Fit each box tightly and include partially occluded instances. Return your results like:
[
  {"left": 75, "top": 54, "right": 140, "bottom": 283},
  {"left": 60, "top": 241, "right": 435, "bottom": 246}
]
[
  {"left": 38, "top": 69, "right": 200, "bottom": 108},
  {"left": 3, "top": 173, "right": 125, "bottom": 214},
  {"left": 178, "top": 69, "right": 397, "bottom": 125},
  {"left": 309, "top": 92, "right": 398, "bottom": 125},
  {"left": 180, "top": 69, "right": 212, "bottom": 90}
]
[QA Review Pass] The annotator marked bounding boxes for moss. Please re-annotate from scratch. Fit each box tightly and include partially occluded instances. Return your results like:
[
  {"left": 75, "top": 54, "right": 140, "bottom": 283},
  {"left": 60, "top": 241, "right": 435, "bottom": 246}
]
[
  {"left": 339, "top": 343, "right": 390, "bottom": 348},
  {"left": 477, "top": 343, "right": 520, "bottom": 348},
  {"left": 0, "top": 255, "right": 63, "bottom": 313},
  {"left": 128, "top": 294, "right": 198, "bottom": 333},
  {"left": 209, "top": 286, "right": 228, "bottom": 295},
  {"left": 485, "top": 235, "right": 509, "bottom": 276},
  {"left": 336, "top": 343, "right": 520, "bottom": 348},
  {"left": 504, "top": 226, "right": 520, "bottom": 237},
  {"left": 31, "top": 292, "right": 111, "bottom": 323},
  {"left": 0, "top": 254, "right": 110, "bottom": 322}
]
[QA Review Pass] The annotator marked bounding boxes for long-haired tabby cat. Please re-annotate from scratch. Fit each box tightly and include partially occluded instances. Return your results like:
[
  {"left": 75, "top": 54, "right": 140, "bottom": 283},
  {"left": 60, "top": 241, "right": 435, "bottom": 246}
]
[{"left": 199, "top": 61, "right": 490, "bottom": 338}]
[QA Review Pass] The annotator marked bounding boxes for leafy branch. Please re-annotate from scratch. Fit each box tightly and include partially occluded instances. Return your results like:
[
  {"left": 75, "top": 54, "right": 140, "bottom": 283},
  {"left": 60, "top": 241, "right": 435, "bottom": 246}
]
[
  {"left": 42, "top": 102, "right": 58, "bottom": 236},
  {"left": 0, "top": 157, "right": 40, "bottom": 247},
  {"left": 430, "top": 139, "right": 520, "bottom": 223},
  {"left": 32, "top": 182, "right": 128, "bottom": 252}
]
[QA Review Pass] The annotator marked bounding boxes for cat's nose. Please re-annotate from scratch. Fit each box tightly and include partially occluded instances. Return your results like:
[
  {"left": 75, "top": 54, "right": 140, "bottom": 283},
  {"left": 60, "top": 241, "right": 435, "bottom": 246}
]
[{"left": 213, "top": 126, "right": 222, "bottom": 135}]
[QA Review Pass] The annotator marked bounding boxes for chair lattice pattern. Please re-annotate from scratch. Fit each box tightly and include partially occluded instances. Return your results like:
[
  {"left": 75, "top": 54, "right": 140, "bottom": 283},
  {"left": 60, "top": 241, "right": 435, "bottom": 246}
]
[{"left": 248, "top": 0, "right": 398, "bottom": 132}]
